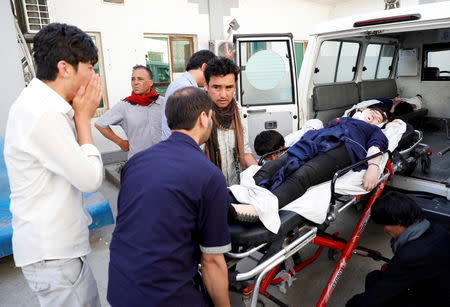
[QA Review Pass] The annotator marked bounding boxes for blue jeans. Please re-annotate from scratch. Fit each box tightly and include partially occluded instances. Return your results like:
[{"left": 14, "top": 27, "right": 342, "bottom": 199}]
[{"left": 21, "top": 256, "right": 101, "bottom": 307}]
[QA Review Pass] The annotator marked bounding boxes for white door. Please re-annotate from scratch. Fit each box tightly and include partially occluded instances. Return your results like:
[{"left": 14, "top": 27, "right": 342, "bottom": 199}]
[{"left": 234, "top": 34, "right": 299, "bottom": 156}]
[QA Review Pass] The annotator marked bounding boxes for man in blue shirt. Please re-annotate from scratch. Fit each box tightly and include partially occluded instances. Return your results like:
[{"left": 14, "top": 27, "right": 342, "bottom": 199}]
[
  {"left": 108, "top": 87, "right": 231, "bottom": 307},
  {"left": 161, "top": 50, "right": 216, "bottom": 141}
]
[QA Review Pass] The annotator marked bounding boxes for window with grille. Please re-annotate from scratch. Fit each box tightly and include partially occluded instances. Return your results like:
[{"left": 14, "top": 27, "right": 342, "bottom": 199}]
[{"left": 21, "top": 0, "right": 50, "bottom": 33}]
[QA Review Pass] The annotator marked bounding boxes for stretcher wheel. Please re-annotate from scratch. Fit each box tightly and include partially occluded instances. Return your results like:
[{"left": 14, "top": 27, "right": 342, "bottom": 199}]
[{"left": 328, "top": 248, "right": 340, "bottom": 261}]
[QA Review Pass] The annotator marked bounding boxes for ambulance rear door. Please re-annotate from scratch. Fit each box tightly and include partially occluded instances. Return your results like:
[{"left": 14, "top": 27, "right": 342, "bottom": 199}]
[{"left": 234, "top": 33, "right": 299, "bottom": 155}]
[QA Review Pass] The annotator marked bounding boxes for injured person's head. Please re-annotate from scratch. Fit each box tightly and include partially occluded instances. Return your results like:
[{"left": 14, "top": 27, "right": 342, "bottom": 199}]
[{"left": 352, "top": 107, "right": 387, "bottom": 127}]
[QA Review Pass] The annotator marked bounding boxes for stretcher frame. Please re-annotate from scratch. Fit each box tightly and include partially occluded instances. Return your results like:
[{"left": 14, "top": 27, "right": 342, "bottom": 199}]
[{"left": 226, "top": 130, "right": 425, "bottom": 307}]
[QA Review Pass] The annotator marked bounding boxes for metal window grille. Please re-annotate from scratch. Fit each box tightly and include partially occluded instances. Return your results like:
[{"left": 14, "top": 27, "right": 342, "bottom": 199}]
[{"left": 21, "top": 0, "right": 50, "bottom": 33}]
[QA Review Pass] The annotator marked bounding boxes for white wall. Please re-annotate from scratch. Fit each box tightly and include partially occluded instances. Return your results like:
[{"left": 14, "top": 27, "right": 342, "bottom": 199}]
[
  {"left": 227, "top": 0, "right": 333, "bottom": 41},
  {"left": 329, "top": 0, "right": 422, "bottom": 19},
  {"left": 48, "top": 0, "right": 213, "bottom": 152},
  {"left": 47, "top": 0, "right": 335, "bottom": 110},
  {"left": 46, "top": 0, "right": 337, "bottom": 153},
  {"left": 48, "top": 0, "right": 211, "bottom": 108},
  {"left": 0, "top": 1, "right": 25, "bottom": 137}
]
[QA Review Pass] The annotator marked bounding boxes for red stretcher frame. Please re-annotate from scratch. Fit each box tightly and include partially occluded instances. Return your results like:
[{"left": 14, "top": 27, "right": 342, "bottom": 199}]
[{"left": 241, "top": 155, "right": 394, "bottom": 307}]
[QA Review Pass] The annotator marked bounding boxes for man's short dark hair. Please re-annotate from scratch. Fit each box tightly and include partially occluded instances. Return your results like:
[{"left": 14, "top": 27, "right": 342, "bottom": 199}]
[
  {"left": 371, "top": 191, "right": 425, "bottom": 227},
  {"left": 185, "top": 50, "right": 216, "bottom": 71},
  {"left": 133, "top": 65, "right": 153, "bottom": 80},
  {"left": 204, "top": 56, "right": 240, "bottom": 84},
  {"left": 33, "top": 23, "right": 98, "bottom": 81},
  {"left": 165, "top": 87, "right": 213, "bottom": 131},
  {"left": 254, "top": 130, "right": 285, "bottom": 156}
]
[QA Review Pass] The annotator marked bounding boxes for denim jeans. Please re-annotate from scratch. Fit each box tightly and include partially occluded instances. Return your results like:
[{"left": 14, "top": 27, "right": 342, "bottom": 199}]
[{"left": 21, "top": 256, "right": 101, "bottom": 307}]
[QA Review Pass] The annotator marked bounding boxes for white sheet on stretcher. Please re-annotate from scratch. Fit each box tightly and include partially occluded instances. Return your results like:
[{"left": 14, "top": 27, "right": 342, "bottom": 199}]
[{"left": 229, "top": 120, "right": 407, "bottom": 234}]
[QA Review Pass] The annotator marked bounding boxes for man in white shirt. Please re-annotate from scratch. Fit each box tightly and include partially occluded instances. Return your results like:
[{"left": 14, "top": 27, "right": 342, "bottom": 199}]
[
  {"left": 4, "top": 23, "right": 103, "bottom": 307},
  {"left": 95, "top": 65, "right": 163, "bottom": 159}
]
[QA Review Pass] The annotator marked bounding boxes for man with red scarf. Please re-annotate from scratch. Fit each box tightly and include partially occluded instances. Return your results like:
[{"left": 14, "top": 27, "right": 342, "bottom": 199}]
[
  {"left": 95, "top": 65, "right": 163, "bottom": 159},
  {"left": 204, "top": 57, "right": 257, "bottom": 185}
]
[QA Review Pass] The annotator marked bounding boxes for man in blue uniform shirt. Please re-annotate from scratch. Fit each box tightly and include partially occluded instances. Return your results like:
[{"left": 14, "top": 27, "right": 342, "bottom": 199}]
[{"left": 108, "top": 87, "right": 231, "bottom": 307}]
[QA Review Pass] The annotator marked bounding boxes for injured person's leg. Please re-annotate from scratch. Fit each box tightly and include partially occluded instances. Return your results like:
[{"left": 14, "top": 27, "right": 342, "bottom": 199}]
[
  {"left": 230, "top": 145, "right": 353, "bottom": 223},
  {"left": 268, "top": 145, "right": 352, "bottom": 208}
]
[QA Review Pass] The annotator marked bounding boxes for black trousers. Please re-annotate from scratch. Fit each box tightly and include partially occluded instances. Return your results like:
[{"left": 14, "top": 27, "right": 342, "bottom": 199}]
[{"left": 253, "top": 145, "right": 352, "bottom": 209}]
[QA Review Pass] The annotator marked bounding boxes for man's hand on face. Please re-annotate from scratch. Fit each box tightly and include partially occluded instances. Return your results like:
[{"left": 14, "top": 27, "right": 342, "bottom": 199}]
[
  {"left": 73, "top": 74, "right": 103, "bottom": 121},
  {"left": 119, "top": 139, "right": 130, "bottom": 152}
]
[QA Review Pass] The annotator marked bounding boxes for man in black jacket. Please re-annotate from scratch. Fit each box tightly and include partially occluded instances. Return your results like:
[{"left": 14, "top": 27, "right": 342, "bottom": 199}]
[{"left": 347, "top": 191, "right": 450, "bottom": 307}]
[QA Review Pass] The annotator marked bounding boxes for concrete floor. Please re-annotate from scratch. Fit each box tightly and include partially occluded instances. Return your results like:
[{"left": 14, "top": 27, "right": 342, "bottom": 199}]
[{"left": 0, "top": 178, "right": 394, "bottom": 307}]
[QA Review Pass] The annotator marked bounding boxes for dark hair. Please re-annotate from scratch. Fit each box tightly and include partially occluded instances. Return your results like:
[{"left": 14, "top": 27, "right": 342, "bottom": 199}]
[
  {"left": 165, "top": 87, "right": 213, "bottom": 131},
  {"left": 369, "top": 106, "right": 388, "bottom": 123},
  {"left": 393, "top": 102, "right": 414, "bottom": 116},
  {"left": 133, "top": 65, "right": 153, "bottom": 79},
  {"left": 254, "top": 130, "right": 285, "bottom": 156},
  {"left": 371, "top": 191, "right": 425, "bottom": 227},
  {"left": 204, "top": 56, "right": 240, "bottom": 84},
  {"left": 33, "top": 23, "right": 98, "bottom": 81},
  {"left": 185, "top": 50, "right": 216, "bottom": 71}
]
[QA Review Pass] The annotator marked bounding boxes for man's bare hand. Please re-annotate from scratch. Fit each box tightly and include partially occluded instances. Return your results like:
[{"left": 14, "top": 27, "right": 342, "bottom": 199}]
[
  {"left": 73, "top": 74, "right": 103, "bottom": 121},
  {"left": 363, "top": 164, "right": 379, "bottom": 191},
  {"left": 225, "top": 42, "right": 236, "bottom": 59},
  {"left": 119, "top": 140, "right": 129, "bottom": 152}
]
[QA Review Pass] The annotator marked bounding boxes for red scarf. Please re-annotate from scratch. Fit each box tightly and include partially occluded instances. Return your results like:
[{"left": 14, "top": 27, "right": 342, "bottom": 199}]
[{"left": 123, "top": 88, "right": 159, "bottom": 106}]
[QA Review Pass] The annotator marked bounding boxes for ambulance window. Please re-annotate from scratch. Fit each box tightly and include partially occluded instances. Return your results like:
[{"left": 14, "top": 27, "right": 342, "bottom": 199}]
[
  {"left": 314, "top": 41, "right": 360, "bottom": 84},
  {"left": 239, "top": 40, "right": 295, "bottom": 106},
  {"left": 362, "top": 44, "right": 396, "bottom": 80},
  {"left": 422, "top": 43, "right": 450, "bottom": 81}
]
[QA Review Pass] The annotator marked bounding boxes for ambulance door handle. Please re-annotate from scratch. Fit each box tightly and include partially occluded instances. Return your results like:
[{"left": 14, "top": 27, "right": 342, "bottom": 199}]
[{"left": 247, "top": 109, "right": 267, "bottom": 114}]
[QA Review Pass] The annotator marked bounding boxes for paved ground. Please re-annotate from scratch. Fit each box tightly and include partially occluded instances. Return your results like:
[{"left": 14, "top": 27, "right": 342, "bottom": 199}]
[{"left": 0, "top": 176, "right": 394, "bottom": 307}]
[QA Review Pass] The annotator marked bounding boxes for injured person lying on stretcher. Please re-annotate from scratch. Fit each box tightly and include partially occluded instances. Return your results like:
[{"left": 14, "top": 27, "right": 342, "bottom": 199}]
[
  {"left": 228, "top": 107, "right": 394, "bottom": 231},
  {"left": 226, "top": 108, "right": 420, "bottom": 307}
]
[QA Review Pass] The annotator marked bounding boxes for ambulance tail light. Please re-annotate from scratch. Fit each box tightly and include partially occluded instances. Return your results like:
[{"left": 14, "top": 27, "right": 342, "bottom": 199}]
[{"left": 353, "top": 14, "right": 421, "bottom": 27}]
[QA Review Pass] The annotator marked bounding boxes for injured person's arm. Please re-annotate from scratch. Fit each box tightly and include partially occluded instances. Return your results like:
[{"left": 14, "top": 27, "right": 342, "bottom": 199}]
[{"left": 363, "top": 147, "right": 383, "bottom": 191}]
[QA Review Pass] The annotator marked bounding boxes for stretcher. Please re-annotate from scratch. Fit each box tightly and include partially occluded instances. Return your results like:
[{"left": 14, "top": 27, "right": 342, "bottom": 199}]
[{"left": 226, "top": 123, "right": 428, "bottom": 307}]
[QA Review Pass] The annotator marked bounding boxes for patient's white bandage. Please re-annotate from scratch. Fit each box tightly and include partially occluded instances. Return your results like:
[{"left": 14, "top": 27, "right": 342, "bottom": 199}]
[{"left": 229, "top": 120, "right": 407, "bottom": 233}]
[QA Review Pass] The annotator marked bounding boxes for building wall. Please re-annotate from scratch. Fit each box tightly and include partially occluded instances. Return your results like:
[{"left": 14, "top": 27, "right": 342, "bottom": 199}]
[
  {"left": 15, "top": 0, "right": 446, "bottom": 153},
  {"left": 329, "top": 0, "right": 422, "bottom": 19},
  {"left": 0, "top": 1, "right": 25, "bottom": 137},
  {"left": 46, "top": 0, "right": 336, "bottom": 152},
  {"left": 48, "top": 0, "right": 211, "bottom": 108},
  {"left": 226, "top": 0, "right": 332, "bottom": 41},
  {"left": 47, "top": 0, "right": 334, "bottom": 110}
]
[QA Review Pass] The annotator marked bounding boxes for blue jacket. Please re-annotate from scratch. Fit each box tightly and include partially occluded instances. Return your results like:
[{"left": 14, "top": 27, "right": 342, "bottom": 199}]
[{"left": 260, "top": 117, "right": 388, "bottom": 190}]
